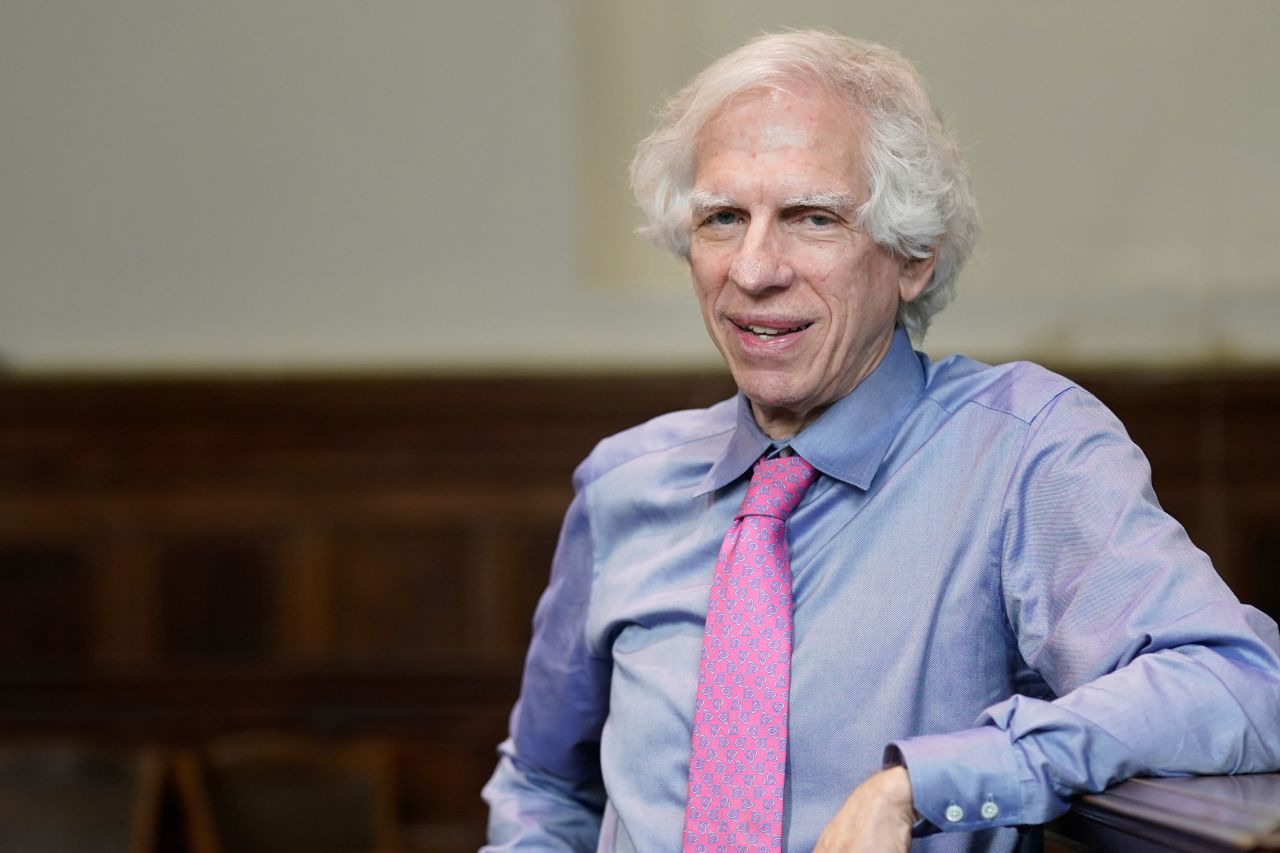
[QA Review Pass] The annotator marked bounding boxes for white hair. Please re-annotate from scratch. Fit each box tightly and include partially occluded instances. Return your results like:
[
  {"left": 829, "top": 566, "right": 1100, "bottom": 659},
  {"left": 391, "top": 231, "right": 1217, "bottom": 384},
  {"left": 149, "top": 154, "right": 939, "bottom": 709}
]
[{"left": 630, "top": 30, "right": 979, "bottom": 341}]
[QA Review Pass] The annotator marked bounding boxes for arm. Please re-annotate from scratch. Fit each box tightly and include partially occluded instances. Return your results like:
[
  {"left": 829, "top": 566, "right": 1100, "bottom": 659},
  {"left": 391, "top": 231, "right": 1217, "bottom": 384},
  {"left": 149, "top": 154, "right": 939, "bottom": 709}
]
[
  {"left": 890, "top": 387, "right": 1280, "bottom": 832},
  {"left": 482, "top": 476, "right": 613, "bottom": 851}
]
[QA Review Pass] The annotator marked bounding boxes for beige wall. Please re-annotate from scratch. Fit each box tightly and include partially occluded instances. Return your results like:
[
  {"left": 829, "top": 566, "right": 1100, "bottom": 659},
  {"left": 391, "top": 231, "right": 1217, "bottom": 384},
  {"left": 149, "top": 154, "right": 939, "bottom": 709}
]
[{"left": 2, "top": 1, "right": 1277, "bottom": 372}]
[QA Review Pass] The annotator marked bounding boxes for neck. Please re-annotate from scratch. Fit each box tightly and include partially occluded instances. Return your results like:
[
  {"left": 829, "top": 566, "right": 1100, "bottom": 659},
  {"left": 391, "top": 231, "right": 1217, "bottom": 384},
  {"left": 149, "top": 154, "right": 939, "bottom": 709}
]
[{"left": 750, "top": 402, "right": 825, "bottom": 440}]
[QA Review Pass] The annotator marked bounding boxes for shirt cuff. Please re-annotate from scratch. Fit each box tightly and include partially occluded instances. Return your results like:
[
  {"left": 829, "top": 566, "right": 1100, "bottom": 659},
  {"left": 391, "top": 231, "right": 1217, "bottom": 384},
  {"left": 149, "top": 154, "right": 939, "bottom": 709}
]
[{"left": 885, "top": 726, "right": 1024, "bottom": 832}]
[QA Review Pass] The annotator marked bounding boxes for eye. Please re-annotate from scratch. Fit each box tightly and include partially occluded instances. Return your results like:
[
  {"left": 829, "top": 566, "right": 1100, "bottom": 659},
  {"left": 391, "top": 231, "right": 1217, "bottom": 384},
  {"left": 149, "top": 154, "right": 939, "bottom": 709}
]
[
  {"left": 705, "top": 209, "right": 742, "bottom": 227},
  {"left": 800, "top": 211, "right": 838, "bottom": 228}
]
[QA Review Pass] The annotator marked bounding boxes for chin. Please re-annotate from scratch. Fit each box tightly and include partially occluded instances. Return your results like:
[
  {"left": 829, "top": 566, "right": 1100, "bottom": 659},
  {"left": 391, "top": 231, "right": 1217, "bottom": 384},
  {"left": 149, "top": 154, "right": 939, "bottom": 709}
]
[{"left": 735, "top": 373, "right": 811, "bottom": 414}]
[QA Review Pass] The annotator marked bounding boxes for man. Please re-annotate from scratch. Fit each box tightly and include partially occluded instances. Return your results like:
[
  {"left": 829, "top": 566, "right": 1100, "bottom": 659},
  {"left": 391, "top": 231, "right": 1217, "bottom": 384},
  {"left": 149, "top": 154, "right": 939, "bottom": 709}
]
[{"left": 483, "top": 30, "right": 1280, "bottom": 852}]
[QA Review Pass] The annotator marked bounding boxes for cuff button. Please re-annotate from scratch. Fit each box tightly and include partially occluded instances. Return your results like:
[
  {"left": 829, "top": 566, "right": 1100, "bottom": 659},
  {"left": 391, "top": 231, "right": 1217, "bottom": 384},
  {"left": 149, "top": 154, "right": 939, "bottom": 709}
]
[
  {"left": 944, "top": 804, "right": 965, "bottom": 823},
  {"left": 980, "top": 801, "right": 999, "bottom": 820}
]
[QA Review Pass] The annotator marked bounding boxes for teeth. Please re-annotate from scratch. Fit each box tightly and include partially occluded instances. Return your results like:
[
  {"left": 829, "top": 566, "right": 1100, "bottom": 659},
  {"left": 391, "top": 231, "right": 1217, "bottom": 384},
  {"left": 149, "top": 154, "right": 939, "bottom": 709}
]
[{"left": 746, "top": 324, "right": 803, "bottom": 336}]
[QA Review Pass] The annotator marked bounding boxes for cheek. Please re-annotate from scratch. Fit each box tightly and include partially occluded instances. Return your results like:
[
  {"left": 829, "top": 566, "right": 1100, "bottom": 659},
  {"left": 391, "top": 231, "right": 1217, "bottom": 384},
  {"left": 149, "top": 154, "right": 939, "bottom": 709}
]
[
  {"left": 689, "top": 255, "right": 728, "bottom": 302},
  {"left": 824, "top": 254, "right": 899, "bottom": 308},
  {"left": 800, "top": 258, "right": 858, "bottom": 310}
]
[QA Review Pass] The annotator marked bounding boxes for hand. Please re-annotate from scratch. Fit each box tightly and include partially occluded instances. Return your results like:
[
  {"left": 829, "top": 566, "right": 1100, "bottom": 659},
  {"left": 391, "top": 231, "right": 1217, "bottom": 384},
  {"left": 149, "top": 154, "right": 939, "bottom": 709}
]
[{"left": 814, "top": 766, "right": 915, "bottom": 853}]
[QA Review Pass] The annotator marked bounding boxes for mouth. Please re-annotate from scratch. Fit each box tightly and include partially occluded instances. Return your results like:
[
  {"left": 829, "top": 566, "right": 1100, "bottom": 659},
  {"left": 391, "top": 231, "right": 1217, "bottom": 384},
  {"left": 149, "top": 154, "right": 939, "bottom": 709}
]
[{"left": 730, "top": 319, "right": 814, "bottom": 340}]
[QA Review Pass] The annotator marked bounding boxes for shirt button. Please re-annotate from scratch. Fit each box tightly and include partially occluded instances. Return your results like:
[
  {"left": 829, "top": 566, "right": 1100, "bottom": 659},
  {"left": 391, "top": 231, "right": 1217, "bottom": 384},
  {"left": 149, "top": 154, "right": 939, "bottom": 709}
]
[
  {"left": 981, "top": 801, "right": 1000, "bottom": 820},
  {"left": 944, "top": 804, "right": 965, "bottom": 823}
]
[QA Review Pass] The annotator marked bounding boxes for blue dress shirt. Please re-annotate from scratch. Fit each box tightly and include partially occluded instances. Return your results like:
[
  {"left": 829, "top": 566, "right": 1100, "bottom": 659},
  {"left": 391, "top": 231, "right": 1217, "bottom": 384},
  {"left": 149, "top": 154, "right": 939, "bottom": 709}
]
[{"left": 483, "top": 328, "right": 1280, "bottom": 852}]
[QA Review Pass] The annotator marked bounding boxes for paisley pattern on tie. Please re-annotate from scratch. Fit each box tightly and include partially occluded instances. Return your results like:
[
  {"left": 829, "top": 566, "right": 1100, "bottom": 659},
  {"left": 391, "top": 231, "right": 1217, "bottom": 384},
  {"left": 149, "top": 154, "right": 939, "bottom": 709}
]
[{"left": 682, "top": 455, "right": 818, "bottom": 852}]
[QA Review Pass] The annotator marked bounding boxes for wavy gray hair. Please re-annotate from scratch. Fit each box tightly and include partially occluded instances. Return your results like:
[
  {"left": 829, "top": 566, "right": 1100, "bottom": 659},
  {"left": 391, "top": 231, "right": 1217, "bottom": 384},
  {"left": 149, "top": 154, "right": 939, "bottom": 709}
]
[{"left": 630, "top": 30, "right": 978, "bottom": 342}]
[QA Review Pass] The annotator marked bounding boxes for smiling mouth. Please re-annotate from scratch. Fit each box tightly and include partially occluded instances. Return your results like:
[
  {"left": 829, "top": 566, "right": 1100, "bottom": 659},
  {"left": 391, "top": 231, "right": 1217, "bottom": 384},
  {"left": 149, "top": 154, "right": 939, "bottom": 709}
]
[{"left": 732, "top": 320, "right": 813, "bottom": 339}]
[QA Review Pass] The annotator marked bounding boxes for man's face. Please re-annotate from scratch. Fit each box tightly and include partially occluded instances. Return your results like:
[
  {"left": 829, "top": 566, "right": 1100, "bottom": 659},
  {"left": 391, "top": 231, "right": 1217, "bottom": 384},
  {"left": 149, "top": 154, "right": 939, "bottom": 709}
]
[{"left": 689, "top": 85, "right": 933, "bottom": 438}]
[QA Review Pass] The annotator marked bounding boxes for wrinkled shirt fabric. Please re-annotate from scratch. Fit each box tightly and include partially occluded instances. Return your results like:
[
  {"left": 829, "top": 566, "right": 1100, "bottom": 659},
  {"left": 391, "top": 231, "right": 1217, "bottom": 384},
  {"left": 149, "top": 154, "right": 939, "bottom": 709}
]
[{"left": 483, "top": 329, "right": 1280, "bottom": 852}]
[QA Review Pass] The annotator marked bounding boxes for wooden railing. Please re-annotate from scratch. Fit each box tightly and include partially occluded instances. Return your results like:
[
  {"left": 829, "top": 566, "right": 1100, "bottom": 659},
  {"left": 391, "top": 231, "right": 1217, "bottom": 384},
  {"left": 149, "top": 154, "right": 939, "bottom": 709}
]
[{"left": 1049, "top": 774, "right": 1280, "bottom": 852}]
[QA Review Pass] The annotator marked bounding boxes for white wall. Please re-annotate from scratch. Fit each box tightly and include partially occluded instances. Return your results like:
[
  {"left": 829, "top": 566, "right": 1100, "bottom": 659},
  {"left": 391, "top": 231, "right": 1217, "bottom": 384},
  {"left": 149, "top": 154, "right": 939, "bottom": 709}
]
[{"left": 1, "top": 1, "right": 1277, "bottom": 372}]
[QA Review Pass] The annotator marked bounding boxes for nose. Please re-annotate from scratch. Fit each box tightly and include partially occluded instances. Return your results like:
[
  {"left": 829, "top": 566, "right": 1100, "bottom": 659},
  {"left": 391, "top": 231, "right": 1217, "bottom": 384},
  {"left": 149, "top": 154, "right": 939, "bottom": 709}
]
[{"left": 728, "top": 221, "right": 794, "bottom": 293}]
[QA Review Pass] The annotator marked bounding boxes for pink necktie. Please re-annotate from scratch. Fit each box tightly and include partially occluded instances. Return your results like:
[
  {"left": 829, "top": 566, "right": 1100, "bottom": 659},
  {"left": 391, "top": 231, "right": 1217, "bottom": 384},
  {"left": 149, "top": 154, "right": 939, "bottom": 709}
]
[{"left": 682, "top": 455, "right": 818, "bottom": 852}]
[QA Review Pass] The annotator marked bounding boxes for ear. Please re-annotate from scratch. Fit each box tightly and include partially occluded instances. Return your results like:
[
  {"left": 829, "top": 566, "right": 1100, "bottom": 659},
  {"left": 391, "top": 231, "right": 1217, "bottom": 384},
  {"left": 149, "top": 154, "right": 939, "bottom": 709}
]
[{"left": 898, "top": 250, "right": 938, "bottom": 303}]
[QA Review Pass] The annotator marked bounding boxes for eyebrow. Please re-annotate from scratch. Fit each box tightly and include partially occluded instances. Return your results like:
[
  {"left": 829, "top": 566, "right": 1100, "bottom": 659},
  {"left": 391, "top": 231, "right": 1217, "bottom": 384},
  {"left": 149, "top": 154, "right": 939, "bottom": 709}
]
[
  {"left": 688, "top": 189, "right": 858, "bottom": 217},
  {"left": 689, "top": 190, "right": 735, "bottom": 216},
  {"left": 780, "top": 191, "right": 858, "bottom": 216}
]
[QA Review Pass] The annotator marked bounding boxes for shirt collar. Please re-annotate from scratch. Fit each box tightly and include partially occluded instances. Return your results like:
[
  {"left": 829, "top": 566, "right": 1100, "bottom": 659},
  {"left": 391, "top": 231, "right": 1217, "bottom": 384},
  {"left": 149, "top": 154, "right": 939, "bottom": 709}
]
[{"left": 696, "top": 326, "right": 924, "bottom": 495}]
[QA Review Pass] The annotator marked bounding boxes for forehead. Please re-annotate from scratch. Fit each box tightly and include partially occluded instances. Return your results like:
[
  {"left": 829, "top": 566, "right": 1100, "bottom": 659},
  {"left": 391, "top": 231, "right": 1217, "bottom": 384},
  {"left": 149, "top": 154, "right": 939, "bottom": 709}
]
[{"left": 692, "top": 84, "right": 866, "bottom": 195}]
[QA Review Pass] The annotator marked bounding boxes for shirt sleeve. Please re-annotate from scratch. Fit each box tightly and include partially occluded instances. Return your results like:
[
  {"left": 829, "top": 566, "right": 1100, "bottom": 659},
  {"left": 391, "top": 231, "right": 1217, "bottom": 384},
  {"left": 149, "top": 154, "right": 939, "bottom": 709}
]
[
  {"left": 482, "top": 464, "right": 613, "bottom": 850},
  {"left": 889, "top": 387, "right": 1280, "bottom": 833}
]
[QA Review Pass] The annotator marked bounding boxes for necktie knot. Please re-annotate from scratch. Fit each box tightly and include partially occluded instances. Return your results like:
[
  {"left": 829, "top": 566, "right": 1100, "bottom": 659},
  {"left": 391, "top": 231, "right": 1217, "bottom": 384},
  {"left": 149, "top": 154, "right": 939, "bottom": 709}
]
[{"left": 738, "top": 455, "right": 817, "bottom": 521}]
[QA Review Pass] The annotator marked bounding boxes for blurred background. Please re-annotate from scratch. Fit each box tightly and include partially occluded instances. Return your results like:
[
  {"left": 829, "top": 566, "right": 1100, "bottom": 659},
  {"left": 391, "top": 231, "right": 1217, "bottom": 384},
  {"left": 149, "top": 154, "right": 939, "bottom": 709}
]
[{"left": 1, "top": 2, "right": 1277, "bottom": 851}]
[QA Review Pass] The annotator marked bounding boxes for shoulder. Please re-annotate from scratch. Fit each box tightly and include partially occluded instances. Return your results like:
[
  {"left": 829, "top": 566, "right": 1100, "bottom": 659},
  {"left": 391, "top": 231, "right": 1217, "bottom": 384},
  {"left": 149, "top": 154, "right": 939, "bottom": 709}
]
[
  {"left": 921, "top": 353, "right": 1096, "bottom": 428},
  {"left": 921, "top": 354, "right": 1143, "bottom": 497},
  {"left": 573, "top": 395, "right": 739, "bottom": 489}
]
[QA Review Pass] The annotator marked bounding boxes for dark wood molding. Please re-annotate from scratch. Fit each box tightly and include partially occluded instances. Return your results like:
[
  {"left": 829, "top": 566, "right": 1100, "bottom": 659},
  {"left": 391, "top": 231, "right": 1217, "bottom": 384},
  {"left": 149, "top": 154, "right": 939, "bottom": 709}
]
[
  {"left": 0, "top": 665, "right": 520, "bottom": 739},
  {"left": 1051, "top": 774, "right": 1280, "bottom": 852}
]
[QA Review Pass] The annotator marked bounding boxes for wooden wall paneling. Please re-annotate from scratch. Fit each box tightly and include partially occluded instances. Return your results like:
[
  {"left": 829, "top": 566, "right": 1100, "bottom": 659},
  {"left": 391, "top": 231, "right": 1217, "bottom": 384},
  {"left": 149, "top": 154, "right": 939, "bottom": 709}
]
[
  {"left": 466, "top": 518, "right": 559, "bottom": 659},
  {"left": 467, "top": 518, "right": 515, "bottom": 660},
  {"left": 0, "top": 664, "right": 519, "bottom": 741},
  {"left": 0, "top": 542, "right": 90, "bottom": 669},
  {"left": 2, "top": 369, "right": 1279, "bottom": 851},
  {"left": 1221, "top": 378, "right": 1280, "bottom": 486},
  {"left": 329, "top": 523, "right": 472, "bottom": 664},
  {"left": 1223, "top": 487, "right": 1280, "bottom": 620},
  {"left": 1247, "top": 526, "right": 1280, "bottom": 620},
  {"left": 276, "top": 523, "right": 335, "bottom": 664},
  {"left": 157, "top": 535, "right": 281, "bottom": 665},
  {"left": 1191, "top": 379, "right": 1232, "bottom": 586},
  {"left": 91, "top": 527, "right": 160, "bottom": 667},
  {"left": 1221, "top": 381, "right": 1280, "bottom": 619}
]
